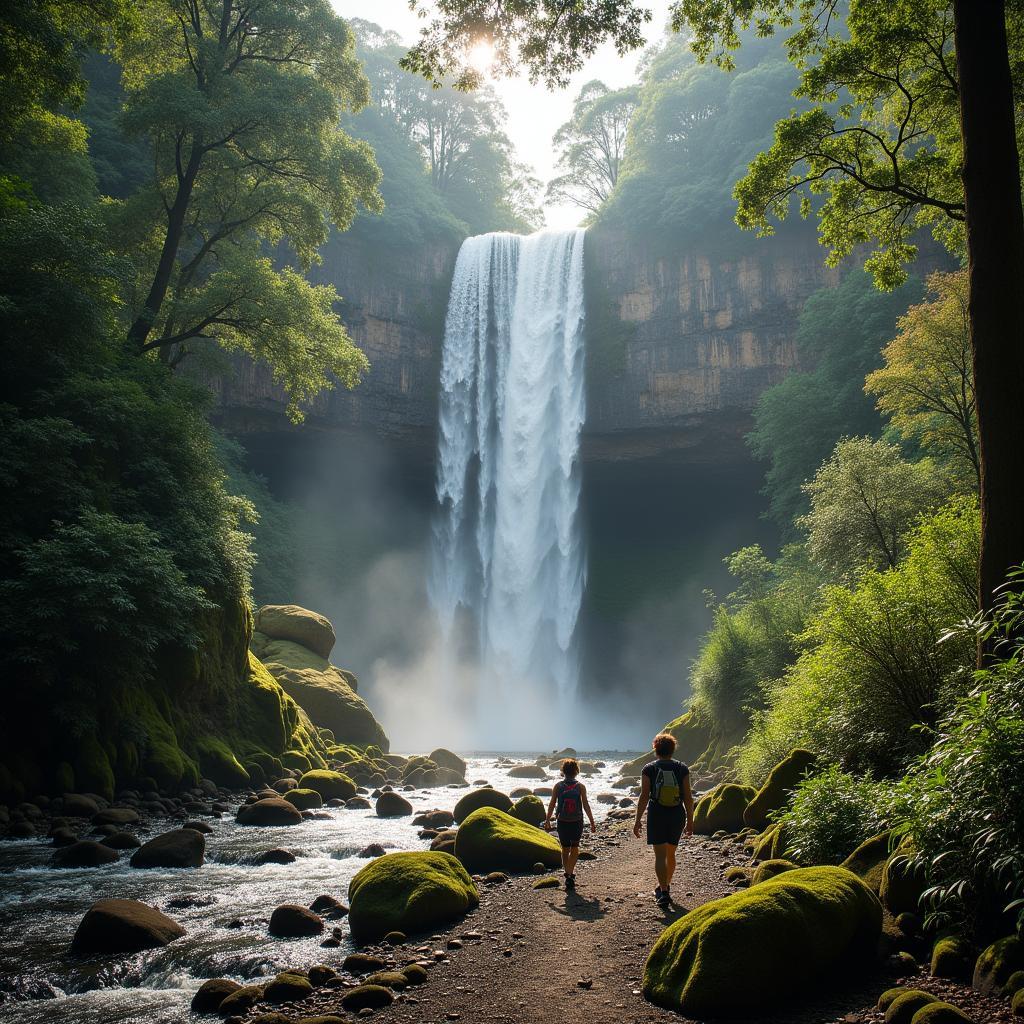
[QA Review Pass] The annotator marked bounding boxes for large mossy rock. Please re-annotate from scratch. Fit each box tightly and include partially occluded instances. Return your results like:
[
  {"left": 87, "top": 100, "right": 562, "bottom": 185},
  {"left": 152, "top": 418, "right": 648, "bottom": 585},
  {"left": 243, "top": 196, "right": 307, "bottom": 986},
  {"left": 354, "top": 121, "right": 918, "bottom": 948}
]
[
  {"left": 72, "top": 899, "right": 185, "bottom": 954},
  {"left": 880, "top": 840, "right": 927, "bottom": 915},
  {"left": 931, "top": 936, "right": 975, "bottom": 982},
  {"left": 299, "top": 770, "right": 356, "bottom": 802},
  {"left": 509, "top": 794, "right": 546, "bottom": 827},
  {"left": 743, "top": 749, "right": 818, "bottom": 831},
  {"left": 255, "top": 604, "right": 336, "bottom": 659},
  {"left": 454, "top": 806, "right": 562, "bottom": 873},
  {"left": 251, "top": 628, "right": 388, "bottom": 751},
  {"left": 347, "top": 851, "right": 479, "bottom": 944},
  {"left": 619, "top": 710, "right": 712, "bottom": 778},
  {"left": 453, "top": 788, "right": 513, "bottom": 822},
  {"left": 643, "top": 866, "right": 882, "bottom": 1016},
  {"left": 692, "top": 783, "right": 751, "bottom": 835},
  {"left": 840, "top": 832, "right": 893, "bottom": 893},
  {"left": 237, "top": 797, "right": 303, "bottom": 826},
  {"left": 973, "top": 935, "right": 1024, "bottom": 995}
]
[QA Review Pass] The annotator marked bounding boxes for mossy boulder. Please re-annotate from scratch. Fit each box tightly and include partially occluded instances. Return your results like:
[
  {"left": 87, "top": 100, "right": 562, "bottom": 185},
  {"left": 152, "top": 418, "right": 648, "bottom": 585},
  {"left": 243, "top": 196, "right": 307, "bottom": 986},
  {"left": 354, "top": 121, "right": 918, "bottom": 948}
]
[
  {"left": 218, "top": 984, "right": 264, "bottom": 1016},
  {"left": 751, "top": 859, "right": 798, "bottom": 885},
  {"left": 509, "top": 794, "right": 546, "bottom": 827},
  {"left": 453, "top": 787, "right": 513, "bottom": 822},
  {"left": 428, "top": 748, "right": 467, "bottom": 776},
  {"left": 1012, "top": 989, "right": 1024, "bottom": 1016},
  {"left": 909, "top": 1004, "right": 973, "bottom": 1024},
  {"left": 642, "top": 866, "right": 882, "bottom": 1016},
  {"left": 454, "top": 806, "right": 562, "bottom": 873},
  {"left": 72, "top": 898, "right": 186, "bottom": 954},
  {"left": 841, "top": 832, "right": 893, "bottom": 893},
  {"left": 281, "top": 750, "right": 312, "bottom": 773},
  {"left": 973, "top": 935, "right": 1024, "bottom": 996},
  {"left": 284, "top": 788, "right": 323, "bottom": 811},
  {"left": 347, "top": 851, "right": 479, "bottom": 944},
  {"left": 619, "top": 710, "right": 711, "bottom": 778},
  {"left": 885, "top": 990, "right": 939, "bottom": 1024},
  {"left": 743, "top": 749, "right": 818, "bottom": 831},
  {"left": 931, "top": 936, "right": 974, "bottom": 981},
  {"left": 251, "top": 629, "right": 388, "bottom": 751},
  {"left": 237, "top": 797, "right": 303, "bottom": 826},
  {"left": 194, "top": 736, "right": 250, "bottom": 788},
  {"left": 191, "top": 978, "right": 241, "bottom": 1013},
  {"left": 692, "top": 783, "right": 750, "bottom": 835},
  {"left": 376, "top": 791, "right": 413, "bottom": 817},
  {"left": 340, "top": 985, "right": 394, "bottom": 1011},
  {"left": 298, "top": 770, "right": 356, "bottom": 801},
  {"left": 881, "top": 841, "right": 928, "bottom": 916},
  {"left": 265, "top": 972, "right": 314, "bottom": 1003},
  {"left": 255, "top": 604, "right": 337, "bottom": 659}
]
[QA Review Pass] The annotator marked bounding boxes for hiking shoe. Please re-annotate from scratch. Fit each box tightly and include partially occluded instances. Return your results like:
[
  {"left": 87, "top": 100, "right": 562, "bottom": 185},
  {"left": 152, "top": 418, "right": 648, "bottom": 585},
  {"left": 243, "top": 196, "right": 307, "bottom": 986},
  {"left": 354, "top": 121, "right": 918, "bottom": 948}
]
[
  {"left": 654, "top": 885, "right": 663, "bottom": 899},
  {"left": 656, "top": 891, "right": 670, "bottom": 909},
  {"left": 565, "top": 874, "right": 576, "bottom": 890}
]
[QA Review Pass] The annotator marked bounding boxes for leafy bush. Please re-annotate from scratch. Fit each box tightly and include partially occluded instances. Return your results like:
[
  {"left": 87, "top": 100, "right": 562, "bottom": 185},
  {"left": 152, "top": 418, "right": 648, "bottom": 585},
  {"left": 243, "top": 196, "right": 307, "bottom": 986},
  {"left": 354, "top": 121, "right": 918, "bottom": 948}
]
[
  {"left": 739, "top": 499, "right": 979, "bottom": 779},
  {"left": 899, "top": 585, "right": 1024, "bottom": 936},
  {"left": 774, "top": 764, "right": 906, "bottom": 865}
]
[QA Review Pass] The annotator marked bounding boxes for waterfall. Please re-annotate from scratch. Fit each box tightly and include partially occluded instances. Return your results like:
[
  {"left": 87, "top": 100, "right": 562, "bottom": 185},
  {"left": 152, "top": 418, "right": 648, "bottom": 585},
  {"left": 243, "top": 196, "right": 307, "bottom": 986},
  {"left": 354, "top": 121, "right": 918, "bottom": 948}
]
[{"left": 429, "top": 229, "right": 587, "bottom": 740}]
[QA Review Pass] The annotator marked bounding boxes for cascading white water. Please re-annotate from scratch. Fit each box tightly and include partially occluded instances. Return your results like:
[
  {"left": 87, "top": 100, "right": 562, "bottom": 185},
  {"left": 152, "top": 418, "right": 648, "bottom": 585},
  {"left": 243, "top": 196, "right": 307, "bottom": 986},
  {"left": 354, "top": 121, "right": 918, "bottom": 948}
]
[{"left": 429, "top": 229, "right": 586, "bottom": 742}]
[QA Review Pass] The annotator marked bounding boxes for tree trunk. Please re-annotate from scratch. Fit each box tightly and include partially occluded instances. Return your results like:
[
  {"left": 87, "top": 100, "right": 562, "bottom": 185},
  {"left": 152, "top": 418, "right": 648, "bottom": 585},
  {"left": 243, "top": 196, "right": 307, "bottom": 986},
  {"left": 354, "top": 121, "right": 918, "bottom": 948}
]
[
  {"left": 126, "top": 147, "right": 203, "bottom": 350},
  {"left": 953, "top": 1, "right": 1024, "bottom": 633}
]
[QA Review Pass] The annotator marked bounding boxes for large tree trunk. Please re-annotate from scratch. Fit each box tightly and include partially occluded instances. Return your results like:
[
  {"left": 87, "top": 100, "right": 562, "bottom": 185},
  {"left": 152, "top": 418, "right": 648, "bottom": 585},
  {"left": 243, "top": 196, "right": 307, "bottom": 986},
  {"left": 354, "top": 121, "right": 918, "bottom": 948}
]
[{"left": 953, "top": 1, "right": 1024, "bottom": 631}]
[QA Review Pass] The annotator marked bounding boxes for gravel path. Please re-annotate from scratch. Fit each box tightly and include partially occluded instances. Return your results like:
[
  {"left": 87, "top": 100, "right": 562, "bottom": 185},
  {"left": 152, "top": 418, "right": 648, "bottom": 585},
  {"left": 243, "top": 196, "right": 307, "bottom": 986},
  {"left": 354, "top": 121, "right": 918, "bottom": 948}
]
[{"left": 293, "top": 817, "right": 1013, "bottom": 1024}]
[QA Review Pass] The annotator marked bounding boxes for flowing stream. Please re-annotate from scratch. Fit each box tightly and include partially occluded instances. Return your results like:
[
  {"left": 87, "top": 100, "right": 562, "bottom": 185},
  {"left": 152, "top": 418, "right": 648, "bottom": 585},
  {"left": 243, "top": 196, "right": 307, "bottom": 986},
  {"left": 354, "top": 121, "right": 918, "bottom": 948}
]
[
  {"left": 429, "top": 230, "right": 587, "bottom": 742},
  {"left": 0, "top": 756, "right": 625, "bottom": 1022}
]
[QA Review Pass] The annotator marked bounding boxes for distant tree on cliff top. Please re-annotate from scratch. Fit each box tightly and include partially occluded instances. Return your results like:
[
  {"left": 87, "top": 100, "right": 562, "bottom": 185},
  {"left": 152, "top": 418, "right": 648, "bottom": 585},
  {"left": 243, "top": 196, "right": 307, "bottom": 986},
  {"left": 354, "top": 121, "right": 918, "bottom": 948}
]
[
  {"left": 352, "top": 18, "right": 542, "bottom": 236},
  {"left": 117, "top": 0, "right": 383, "bottom": 421},
  {"left": 546, "top": 80, "right": 638, "bottom": 218}
]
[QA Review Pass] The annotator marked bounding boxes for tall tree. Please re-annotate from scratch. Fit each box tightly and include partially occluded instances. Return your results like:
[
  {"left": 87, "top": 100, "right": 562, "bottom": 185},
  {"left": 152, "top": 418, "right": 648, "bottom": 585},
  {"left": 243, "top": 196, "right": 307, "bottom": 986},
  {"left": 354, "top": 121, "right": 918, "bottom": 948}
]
[
  {"left": 403, "top": 0, "right": 1024, "bottom": 619},
  {"left": 546, "top": 80, "right": 638, "bottom": 217},
  {"left": 866, "top": 270, "right": 979, "bottom": 490},
  {"left": 117, "top": 0, "right": 383, "bottom": 418}
]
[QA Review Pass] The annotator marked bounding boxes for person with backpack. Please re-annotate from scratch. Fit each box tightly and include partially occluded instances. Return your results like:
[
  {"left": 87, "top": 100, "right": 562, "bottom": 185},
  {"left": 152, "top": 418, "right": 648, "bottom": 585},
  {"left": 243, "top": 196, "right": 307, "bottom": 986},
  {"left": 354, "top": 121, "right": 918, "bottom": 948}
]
[
  {"left": 544, "top": 758, "right": 596, "bottom": 890},
  {"left": 632, "top": 732, "right": 694, "bottom": 908}
]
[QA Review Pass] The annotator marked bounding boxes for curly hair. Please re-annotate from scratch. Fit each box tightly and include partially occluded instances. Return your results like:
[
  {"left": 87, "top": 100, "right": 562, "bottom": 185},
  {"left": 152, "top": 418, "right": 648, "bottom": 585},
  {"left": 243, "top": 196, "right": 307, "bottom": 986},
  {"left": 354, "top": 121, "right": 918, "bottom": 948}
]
[{"left": 560, "top": 758, "right": 580, "bottom": 777}]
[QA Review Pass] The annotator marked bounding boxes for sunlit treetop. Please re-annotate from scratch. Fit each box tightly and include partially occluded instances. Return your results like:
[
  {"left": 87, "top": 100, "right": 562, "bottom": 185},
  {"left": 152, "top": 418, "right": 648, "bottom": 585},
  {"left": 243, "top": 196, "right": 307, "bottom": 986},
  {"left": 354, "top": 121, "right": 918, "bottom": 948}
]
[{"left": 401, "top": 0, "right": 653, "bottom": 89}]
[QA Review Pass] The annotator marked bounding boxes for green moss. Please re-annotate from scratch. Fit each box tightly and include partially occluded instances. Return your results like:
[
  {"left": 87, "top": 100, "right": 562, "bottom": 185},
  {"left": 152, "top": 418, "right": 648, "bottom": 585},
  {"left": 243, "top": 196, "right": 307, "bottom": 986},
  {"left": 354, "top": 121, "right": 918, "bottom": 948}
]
[
  {"left": 743, "top": 749, "right": 818, "bottom": 831},
  {"left": 194, "top": 736, "right": 250, "bottom": 787},
  {"left": 533, "top": 876, "right": 560, "bottom": 889},
  {"left": 347, "top": 851, "right": 479, "bottom": 944},
  {"left": 1006, "top": 971, "right": 1024, "bottom": 996},
  {"left": 454, "top": 806, "right": 562, "bottom": 873},
  {"left": 509, "top": 794, "right": 546, "bottom": 827},
  {"left": 642, "top": 866, "right": 882, "bottom": 1016},
  {"left": 1012, "top": 988, "right": 1024, "bottom": 1016},
  {"left": 841, "top": 832, "right": 893, "bottom": 893},
  {"left": 884, "top": 991, "right": 938, "bottom": 1024},
  {"left": 284, "top": 787, "right": 323, "bottom": 810},
  {"left": 298, "top": 769, "right": 355, "bottom": 801},
  {"left": 73, "top": 734, "right": 115, "bottom": 800},
  {"left": 880, "top": 841, "right": 927, "bottom": 916},
  {"left": 247, "top": 750, "right": 283, "bottom": 779},
  {"left": 751, "top": 859, "right": 798, "bottom": 885},
  {"left": 973, "top": 935, "right": 1024, "bottom": 996},
  {"left": 930, "top": 936, "right": 974, "bottom": 982},
  {"left": 693, "top": 783, "right": 750, "bottom": 835},
  {"left": 907, "top": 1003, "right": 973, "bottom": 1024},
  {"left": 879, "top": 987, "right": 911, "bottom": 1010},
  {"left": 281, "top": 750, "right": 312, "bottom": 773},
  {"left": 453, "top": 788, "right": 513, "bottom": 822}
]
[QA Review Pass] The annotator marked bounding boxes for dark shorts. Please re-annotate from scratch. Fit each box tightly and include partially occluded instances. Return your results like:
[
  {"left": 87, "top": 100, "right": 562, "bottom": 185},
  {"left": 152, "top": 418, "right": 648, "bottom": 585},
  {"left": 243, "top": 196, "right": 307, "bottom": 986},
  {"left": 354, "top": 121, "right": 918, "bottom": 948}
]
[
  {"left": 647, "top": 806, "right": 685, "bottom": 846},
  {"left": 556, "top": 819, "right": 584, "bottom": 848}
]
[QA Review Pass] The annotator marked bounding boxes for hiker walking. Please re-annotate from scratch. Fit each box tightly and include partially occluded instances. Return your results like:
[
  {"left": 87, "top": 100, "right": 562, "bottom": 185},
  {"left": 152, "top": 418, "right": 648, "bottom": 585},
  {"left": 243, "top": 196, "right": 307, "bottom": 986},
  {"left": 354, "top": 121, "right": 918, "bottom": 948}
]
[
  {"left": 544, "top": 758, "right": 596, "bottom": 890},
  {"left": 632, "top": 732, "right": 694, "bottom": 908}
]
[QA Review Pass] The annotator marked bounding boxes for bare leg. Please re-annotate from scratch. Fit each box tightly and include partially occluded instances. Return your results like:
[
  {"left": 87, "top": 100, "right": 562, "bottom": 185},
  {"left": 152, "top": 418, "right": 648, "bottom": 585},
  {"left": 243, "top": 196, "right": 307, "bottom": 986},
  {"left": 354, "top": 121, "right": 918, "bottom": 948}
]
[
  {"left": 664, "top": 845, "right": 677, "bottom": 890},
  {"left": 565, "top": 845, "right": 580, "bottom": 876},
  {"left": 561, "top": 845, "right": 572, "bottom": 874},
  {"left": 653, "top": 844, "right": 672, "bottom": 889}
]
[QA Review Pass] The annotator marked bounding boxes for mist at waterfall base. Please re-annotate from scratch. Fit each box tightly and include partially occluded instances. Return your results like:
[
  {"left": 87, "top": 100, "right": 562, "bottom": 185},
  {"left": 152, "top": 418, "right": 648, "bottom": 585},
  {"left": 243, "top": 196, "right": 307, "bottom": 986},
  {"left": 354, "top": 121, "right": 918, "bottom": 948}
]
[{"left": 243, "top": 230, "right": 777, "bottom": 752}]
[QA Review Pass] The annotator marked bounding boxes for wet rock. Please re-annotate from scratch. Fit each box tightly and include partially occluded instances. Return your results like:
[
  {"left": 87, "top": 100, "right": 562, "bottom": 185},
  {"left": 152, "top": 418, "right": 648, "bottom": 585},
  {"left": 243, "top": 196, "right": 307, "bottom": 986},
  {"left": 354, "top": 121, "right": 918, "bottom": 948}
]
[
  {"left": 91, "top": 808, "right": 139, "bottom": 827},
  {"left": 166, "top": 895, "right": 217, "bottom": 909},
  {"left": 71, "top": 898, "right": 185, "bottom": 954},
  {"left": 359, "top": 843, "right": 387, "bottom": 858},
  {"left": 375, "top": 792, "right": 413, "bottom": 818},
  {"left": 217, "top": 984, "right": 264, "bottom": 1016},
  {"left": 265, "top": 972, "right": 313, "bottom": 1002},
  {"left": 61, "top": 793, "right": 101, "bottom": 818},
  {"left": 485, "top": 872, "right": 508, "bottom": 884},
  {"left": 130, "top": 828, "right": 205, "bottom": 869},
  {"left": 183, "top": 820, "right": 214, "bottom": 834},
  {"left": 365, "top": 970, "right": 408, "bottom": 990},
  {"left": 345, "top": 797, "right": 371, "bottom": 809},
  {"left": 101, "top": 831, "right": 141, "bottom": 850},
  {"left": 384, "top": 931, "right": 406, "bottom": 945},
  {"left": 342, "top": 953, "right": 388, "bottom": 975},
  {"left": 309, "top": 895, "right": 348, "bottom": 919},
  {"left": 8, "top": 821, "right": 35, "bottom": 838},
  {"left": 53, "top": 840, "right": 120, "bottom": 868},
  {"left": 308, "top": 965, "right": 338, "bottom": 987},
  {"left": 191, "top": 978, "right": 241, "bottom": 1013},
  {"left": 50, "top": 827, "right": 78, "bottom": 847},
  {"left": 257, "top": 848, "right": 296, "bottom": 865},
  {"left": 237, "top": 798, "right": 303, "bottom": 826},
  {"left": 340, "top": 985, "right": 394, "bottom": 1011},
  {"left": 269, "top": 904, "right": 324, "bottom": 938}
]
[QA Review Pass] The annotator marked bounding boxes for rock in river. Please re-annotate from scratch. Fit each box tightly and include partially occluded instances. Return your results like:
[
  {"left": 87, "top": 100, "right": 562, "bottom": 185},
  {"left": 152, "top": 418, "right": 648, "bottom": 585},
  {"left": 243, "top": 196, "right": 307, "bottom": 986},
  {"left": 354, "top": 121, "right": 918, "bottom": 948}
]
[
  {"left": 72, "top": 898, "right": 185, "bottom": 954},
  {"left": 269, "top": 903, "right": 324, "bottom": 938},
  {"left": 52, "top": 840, "right": 120, "bottom": 868},
  {"left": 130, "top": 828, "right": 205, "bottom": 869},
  {"left": 237, "top": 797, "right": 303, "bottom": 826}
]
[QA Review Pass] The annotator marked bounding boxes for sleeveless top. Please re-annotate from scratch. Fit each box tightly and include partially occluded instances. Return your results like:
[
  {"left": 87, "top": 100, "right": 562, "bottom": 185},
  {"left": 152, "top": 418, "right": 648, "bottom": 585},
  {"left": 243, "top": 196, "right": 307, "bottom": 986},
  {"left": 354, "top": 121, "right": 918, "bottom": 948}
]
[
  {"left": 642, "top": 758, "right": 689, "bottom": 814},
  {"left": 553, "top": 779, "right": 584, "bottom": 822}
]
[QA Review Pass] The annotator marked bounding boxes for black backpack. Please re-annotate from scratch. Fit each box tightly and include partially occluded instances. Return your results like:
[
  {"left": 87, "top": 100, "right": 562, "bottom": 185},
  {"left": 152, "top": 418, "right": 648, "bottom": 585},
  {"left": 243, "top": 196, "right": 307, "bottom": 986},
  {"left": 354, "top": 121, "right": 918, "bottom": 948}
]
[{"left": 557, "top": 779, "right": 582, "bottom": 819}]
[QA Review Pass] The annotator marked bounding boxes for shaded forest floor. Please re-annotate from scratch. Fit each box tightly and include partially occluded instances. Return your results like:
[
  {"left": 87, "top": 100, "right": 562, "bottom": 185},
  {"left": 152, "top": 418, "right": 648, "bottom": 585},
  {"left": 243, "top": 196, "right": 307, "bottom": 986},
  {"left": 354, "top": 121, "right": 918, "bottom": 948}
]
[{"left": 289, "top": 818, "right": 1011, "bottom": 1024}]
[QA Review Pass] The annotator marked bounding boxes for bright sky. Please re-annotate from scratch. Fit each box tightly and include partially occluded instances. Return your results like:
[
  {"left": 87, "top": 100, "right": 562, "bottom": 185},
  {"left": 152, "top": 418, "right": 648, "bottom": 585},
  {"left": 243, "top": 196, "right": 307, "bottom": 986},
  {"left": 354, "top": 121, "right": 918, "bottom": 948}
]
[{"left": 330, "top": 1, "right": 676, "bottom": 229}]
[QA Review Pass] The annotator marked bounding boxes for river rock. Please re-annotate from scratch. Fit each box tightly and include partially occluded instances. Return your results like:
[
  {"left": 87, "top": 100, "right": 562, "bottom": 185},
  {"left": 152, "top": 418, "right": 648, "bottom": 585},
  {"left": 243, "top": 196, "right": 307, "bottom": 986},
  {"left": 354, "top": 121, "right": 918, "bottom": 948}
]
[
  {"left": 345, "top": 796, "right": 371, "bottom": 809},
  {"left": 453, "top": 788, "right": 512, "bottom": 822},
  {"left": 265, "top": 971, "right": 313, "bottom": 1002},
  {"left": 50, "top": 827, "right": 77, "bottom": 847},
  {"left": 183, "top": 820, "right": 214, "bottom": 834},
  {"left": 428, "top": 748, "right": 467, "bottom": 776},
  {"left": 257, "top": 848, "right": 296, "bottom": 865},
  {"left": 269, "top": 904, "right": 324, "bottom": 938},
  {"left": 310, "top": 894, "right": 348, "bottom": 918},
  {"left": 102, "top": 831, "right": 141, "bottom": 850},
  {"left": 191, "top": 977, "right": 241, "bottom": 1013},
  {"left": 237, "top": 798, "right": 303, "bottom": 826},
  {"left": 130, "top": 828, "right": 205, "bottom": 869},
  {"left": 217, "top": 984, "right": 264, "bottom": 1016},
  {"left": 342, "top": 952, "right": 389, "bottom": 974},
  {"left": 71, "top": 898, "right": 185, "bottom": 954},
  {"left": 359, "top": 843, "right": 387, "bottom": 858},
  {"left": 53, "top": 840, "right": 120, "bottom": 868},
  {"left": 340, "top": 985, "right": 394, "bottom": 1011},
  {"left": 91, "top": 808, "right": 139, "bottom": 827},
  {"left": 376, "top": 792, "right": 413, "bottom": 817},
  {"left": 61, "top": 793, "right": 101, "bottom": 818}
]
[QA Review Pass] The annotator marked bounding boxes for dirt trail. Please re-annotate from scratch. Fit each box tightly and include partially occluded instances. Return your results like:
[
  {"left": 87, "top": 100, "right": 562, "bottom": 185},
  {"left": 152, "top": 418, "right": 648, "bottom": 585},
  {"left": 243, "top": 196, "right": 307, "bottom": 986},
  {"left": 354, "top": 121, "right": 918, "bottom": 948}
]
[{"left": 297, "top": 818, "right": 1011, "bottom": 1024}]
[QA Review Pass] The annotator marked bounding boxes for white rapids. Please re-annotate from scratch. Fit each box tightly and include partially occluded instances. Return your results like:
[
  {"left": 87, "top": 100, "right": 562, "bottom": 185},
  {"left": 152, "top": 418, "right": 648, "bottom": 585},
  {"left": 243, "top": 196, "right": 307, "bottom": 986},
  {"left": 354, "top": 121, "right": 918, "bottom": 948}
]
[{"left": 429, "top": 229, "right": 587, "bottom": 744}]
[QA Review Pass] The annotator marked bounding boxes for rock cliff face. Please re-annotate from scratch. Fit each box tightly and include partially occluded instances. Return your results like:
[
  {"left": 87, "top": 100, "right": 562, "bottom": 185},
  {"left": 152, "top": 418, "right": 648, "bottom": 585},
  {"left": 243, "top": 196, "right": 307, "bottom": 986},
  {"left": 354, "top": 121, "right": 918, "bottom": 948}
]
[
  {"left": 210, "top": 226, "right": 835, "bottom": 464},
  {"left": 582, "top": 225, "right": 837, "bottom": 462}
]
